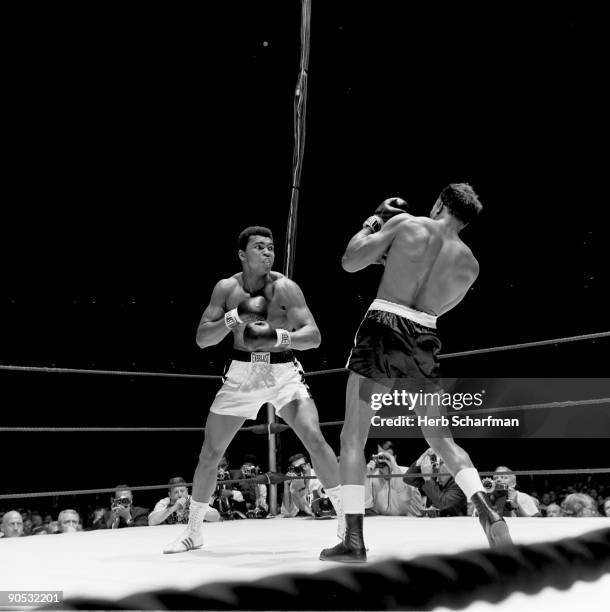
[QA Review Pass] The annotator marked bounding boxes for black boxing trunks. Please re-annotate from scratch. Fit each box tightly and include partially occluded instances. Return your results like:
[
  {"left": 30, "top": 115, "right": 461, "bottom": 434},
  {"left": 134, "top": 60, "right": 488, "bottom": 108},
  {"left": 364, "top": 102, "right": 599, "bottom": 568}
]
[{"left": 346, "top": 298, "right": 441, "bottom": 385}]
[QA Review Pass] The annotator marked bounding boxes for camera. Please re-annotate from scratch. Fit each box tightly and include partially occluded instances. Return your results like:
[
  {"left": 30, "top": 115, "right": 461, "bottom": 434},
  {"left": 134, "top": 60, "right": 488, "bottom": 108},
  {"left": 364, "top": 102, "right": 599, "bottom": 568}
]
[
  {"left": 372, "top": 453, "right": 388, "bottom": 469},
  {"left": 312, "top": 496, "right": 335, "bottom": 519},
  {"left": 241, "top": 464, "right": 260, "bottom": 478},
  {"left": 217, "top": 466, "right": 231, "bottom": 482},
  {"left": 246, "top": 506, "right": 268, "bottom": 519},
  {"left": 482, "top": 479, "right": 515, "bottom": 516},
  {"left": 111, "top": 497, "right": 131, "bottom": 510},
  {"left": 482, "top": 478, "right": 509, "bottom": 494},
  {"left": 482, "top": 477, "right": 495, "bottom": 493},
  {"left": 290, "top": 464, "right": 306, "bottom": 476}
]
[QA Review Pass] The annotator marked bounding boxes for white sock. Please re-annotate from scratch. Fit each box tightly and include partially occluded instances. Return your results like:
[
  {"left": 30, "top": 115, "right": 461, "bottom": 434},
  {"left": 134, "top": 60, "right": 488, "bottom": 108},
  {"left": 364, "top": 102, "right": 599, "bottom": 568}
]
[
  {"left": 455, "top": 468, "right": 484, "bottom": 500},
  {"left": 325, "top": 485, "right": 342, "bottom": 515},
  {"left": 187, "top": 499, "right": 209, "bottom": 535},
  {"left": 341, "top": 485, "right": 365, "bottom": 514}
]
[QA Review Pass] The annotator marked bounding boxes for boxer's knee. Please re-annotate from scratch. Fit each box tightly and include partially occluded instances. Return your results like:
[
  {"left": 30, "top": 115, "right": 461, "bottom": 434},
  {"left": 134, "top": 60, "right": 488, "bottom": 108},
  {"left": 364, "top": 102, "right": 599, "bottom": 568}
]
[{"left": 340, "top": 426, "right": 366, "bottom": 455}]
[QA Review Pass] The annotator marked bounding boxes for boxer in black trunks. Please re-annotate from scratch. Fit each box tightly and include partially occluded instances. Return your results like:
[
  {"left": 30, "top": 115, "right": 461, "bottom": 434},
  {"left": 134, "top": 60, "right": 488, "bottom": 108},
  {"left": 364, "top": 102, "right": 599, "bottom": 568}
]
[{"left": 321, "top": 186, "right": 512, "bottom": 563}]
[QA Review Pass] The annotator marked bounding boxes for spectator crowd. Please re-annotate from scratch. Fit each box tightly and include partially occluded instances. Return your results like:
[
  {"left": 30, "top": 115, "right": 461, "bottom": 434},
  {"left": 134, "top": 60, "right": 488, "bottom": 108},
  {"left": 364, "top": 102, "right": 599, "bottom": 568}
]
[{"left": 3, "top": 443, "right": 609, "bottom": 539}]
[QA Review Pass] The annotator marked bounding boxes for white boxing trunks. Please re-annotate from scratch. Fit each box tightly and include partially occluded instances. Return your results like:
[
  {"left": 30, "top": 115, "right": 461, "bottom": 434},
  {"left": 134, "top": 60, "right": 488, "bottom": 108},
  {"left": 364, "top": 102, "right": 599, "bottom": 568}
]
[{"left": 209, "top": 350, "right": 312, "bottom": 420}]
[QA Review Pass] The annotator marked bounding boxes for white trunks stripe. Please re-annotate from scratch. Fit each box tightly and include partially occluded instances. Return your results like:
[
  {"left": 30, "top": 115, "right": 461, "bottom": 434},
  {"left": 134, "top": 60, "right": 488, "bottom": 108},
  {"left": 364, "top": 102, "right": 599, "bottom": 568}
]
[{"left": 368, "top": 298, "right": 437, "bottom": 329}]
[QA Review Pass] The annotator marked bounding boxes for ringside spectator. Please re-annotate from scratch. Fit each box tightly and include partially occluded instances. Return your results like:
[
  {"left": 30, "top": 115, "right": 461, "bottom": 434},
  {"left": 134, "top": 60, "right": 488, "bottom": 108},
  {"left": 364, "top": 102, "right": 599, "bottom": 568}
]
[
  {"left": 1, "top": 511, "right": 24, "bottom": 538},
  {"left": 57, "top": 509, "right": 81, "bottom": 533},
  {"left": 406, "top": 448, "right": 466, "bottom": 517},
  {"left": 149, "top": 477, "right": 219, "bottom": 526},
  {"left": 94, "top": 485, "right": 149, "bottom": 529},
  {"left": 365, "top": 441, "right": 423, "bottom": 517}
]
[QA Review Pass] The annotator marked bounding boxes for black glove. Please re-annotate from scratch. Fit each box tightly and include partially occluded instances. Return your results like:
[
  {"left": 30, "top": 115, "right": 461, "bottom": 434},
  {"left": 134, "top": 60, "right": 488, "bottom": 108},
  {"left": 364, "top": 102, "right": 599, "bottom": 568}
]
[
  {"left": 225, "top": 296, "right": 268, "bottom": 329},
  {"left": 363, "top": 197, "right": 412, "bottom": 232}
]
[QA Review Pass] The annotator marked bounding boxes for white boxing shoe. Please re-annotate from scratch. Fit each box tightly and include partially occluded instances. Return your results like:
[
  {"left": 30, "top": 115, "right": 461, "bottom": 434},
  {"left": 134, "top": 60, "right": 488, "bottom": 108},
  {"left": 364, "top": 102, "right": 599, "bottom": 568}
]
[{"left": 163, "top": 529, "right": 203, "bottom": 554}]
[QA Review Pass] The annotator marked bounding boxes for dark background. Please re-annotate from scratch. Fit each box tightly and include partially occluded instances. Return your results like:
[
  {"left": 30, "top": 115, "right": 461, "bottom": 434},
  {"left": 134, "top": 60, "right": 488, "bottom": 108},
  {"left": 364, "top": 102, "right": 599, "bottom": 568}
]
[{"left": 1, "top": 2, "right": 608, "bottom": 506}]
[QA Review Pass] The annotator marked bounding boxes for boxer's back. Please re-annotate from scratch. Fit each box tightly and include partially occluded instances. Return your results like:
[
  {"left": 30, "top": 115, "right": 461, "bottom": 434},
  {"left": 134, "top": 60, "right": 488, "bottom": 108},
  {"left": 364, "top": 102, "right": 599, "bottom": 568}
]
[{"left": 378, "top": 217, "right": 479, "bottom": 316}]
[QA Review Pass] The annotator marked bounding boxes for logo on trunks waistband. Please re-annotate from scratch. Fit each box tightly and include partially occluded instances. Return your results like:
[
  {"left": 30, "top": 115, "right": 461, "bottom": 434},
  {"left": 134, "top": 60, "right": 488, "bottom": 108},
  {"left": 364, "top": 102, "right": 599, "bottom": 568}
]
[{"left": 251, "top": 352, "right": 271, "bottom": 364}]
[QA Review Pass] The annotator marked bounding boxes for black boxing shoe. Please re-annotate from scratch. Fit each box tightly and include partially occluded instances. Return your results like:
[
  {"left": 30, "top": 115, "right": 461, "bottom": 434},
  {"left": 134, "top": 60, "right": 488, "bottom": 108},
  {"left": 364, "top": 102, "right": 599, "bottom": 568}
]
[
  {"left": 319, "top": 514, "right": 367, "bottom": 563},
  {"left": 471, "top": 491, "right": 513, "bottom": 547}
]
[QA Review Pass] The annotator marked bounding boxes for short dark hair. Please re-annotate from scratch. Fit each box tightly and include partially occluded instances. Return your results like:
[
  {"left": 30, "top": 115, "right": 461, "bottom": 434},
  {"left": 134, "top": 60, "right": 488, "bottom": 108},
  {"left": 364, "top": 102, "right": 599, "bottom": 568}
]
[
  {"left": 439, "top": 183, "right": 482, "bottom": 225},
  {"left": 288, "top": 453, "right": 307, "bottom": 465},
  {"left": 242, "top": 454, "right": 259, "bottom": 465},
  {"left": 168, "top": 477, "right": 187, "bottom": 489},
  {"left": 238, "top": 226, "right": 273, "bottom": 251},
  {"left": 379, "top": 440, "right": 397, "bottom": 459}
]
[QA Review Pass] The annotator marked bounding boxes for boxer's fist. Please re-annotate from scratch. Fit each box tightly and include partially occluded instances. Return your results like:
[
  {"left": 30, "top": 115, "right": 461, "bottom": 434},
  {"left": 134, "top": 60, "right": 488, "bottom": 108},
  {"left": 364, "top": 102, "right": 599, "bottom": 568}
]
[
  {"left": 237, "top": 296, "right": 268, "bottom": 323},
  {"left": 243, "top": 321, "right": 277, "bottom": 350},
  {"left": 374, "top": 197, "right": 411, "bottom": 222},
  {"left": 363, "top": 197, "right": 411, "bottom": 233}
]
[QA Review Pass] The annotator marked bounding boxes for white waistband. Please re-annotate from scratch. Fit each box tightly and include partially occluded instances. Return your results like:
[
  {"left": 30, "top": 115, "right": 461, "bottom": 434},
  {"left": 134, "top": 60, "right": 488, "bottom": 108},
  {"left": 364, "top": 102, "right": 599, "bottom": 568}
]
[{"left": 368, "top": 298, "right": 437, "bottom": 329}]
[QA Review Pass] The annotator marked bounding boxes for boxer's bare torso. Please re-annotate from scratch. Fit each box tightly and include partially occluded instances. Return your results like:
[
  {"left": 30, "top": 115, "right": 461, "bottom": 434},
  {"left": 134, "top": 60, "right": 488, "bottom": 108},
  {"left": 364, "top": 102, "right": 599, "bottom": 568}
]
[
  {"left": 378, "top": 216, "right": 479, "bottom": 316},
  {"left": 223, "top": 272, "right": 292, "bottom": 351}
]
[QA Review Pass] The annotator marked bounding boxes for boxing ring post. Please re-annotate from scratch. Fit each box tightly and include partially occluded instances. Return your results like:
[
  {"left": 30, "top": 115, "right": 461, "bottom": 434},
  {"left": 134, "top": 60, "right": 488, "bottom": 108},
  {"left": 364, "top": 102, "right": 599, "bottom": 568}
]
[
  {"left": 283, "top": 0, "right": 311, "bottom": 279},
  {"left": 267, "top": 0, "right": 312, "bottom": 515},
  {"left": 267, "top": 402, "right": 279, "bottom": 515}
]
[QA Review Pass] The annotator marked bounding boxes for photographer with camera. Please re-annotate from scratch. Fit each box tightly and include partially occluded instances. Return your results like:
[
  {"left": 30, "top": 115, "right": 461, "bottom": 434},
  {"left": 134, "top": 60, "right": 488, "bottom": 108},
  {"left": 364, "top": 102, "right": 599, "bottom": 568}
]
[
  {"left": 281, "top": 453, "right": 335, "bottom": 519},
  {"left": 405, "top": 448, "right": 467, "bottom": 517},
  {"left": 149, "top": 477, "right": 220, "bottom": 526},
  {"left": 233, "top": 455, "right": 268, "bottom": 518},
  {"left": 209, "top": 454, "right": 247, "bottom": 519},
  {"left": 365, "top": 441, "right": 424, "bottom": 517},
  {"left": 94, "top": 485, "right": 149, "bottom": 529},
  {"left": 480, "top": 466, "right": 540, "bottom": 518}
]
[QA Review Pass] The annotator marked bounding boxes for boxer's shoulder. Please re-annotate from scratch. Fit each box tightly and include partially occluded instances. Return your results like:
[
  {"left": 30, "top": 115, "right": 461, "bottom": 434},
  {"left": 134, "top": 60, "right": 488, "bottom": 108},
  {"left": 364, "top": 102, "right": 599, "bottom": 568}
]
[
  {"left": 404, "top": 215, "right": 437, "bottom": 233},
  {"left": 390, "top": 216, "right": 435, "bottom": 242},
  {"left": 218, "top": 275, "right": 243, "bottom": 294},
  {"left": 213, "top": 276, "right": 245, "bottom": 308},
  {"left": 267, "top": 273, "right": 292, "bottom": 295},
  {"left": 269, "top": 275, "right": 307, "bottom": 301},
  {"left": 269, "top": 271, "right": 286, "bottom": 283}
]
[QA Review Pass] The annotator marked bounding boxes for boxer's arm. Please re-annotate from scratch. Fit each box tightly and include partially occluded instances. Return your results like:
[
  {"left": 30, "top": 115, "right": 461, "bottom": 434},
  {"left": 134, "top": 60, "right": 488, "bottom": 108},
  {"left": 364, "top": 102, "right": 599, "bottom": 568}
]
[
  {"left": 342, "top": 215, "right": 408, "bottom": 273},
  {"left": 280, "top": 279, "right": 322, "bottom": 350},
  {"left": 196, "top": 279, "right": 234, "bottom": 348}
]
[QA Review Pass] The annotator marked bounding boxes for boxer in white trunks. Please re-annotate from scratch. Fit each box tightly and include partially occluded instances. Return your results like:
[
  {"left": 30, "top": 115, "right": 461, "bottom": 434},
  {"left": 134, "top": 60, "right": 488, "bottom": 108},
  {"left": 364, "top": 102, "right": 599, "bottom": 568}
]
[{"left": 164, "top": 226, "right": 342, "bottom": 553}]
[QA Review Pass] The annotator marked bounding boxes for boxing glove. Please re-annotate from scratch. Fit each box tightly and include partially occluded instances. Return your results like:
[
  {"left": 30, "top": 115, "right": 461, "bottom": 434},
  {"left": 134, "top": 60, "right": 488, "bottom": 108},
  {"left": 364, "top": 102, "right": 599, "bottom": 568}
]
[
  {"left": 363, "top": 197, "right": 412, "bottom": 232},
  {"left": 243, "top": 321, "right": 280, "bottom": 350},
  {"left": 225, "top": 296, "right": 268, "bottom": 329}
]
